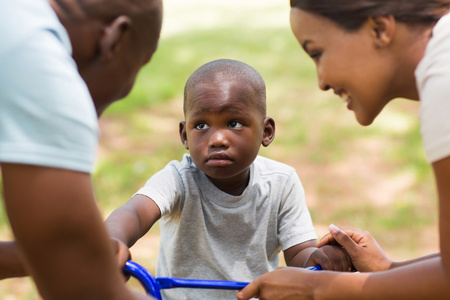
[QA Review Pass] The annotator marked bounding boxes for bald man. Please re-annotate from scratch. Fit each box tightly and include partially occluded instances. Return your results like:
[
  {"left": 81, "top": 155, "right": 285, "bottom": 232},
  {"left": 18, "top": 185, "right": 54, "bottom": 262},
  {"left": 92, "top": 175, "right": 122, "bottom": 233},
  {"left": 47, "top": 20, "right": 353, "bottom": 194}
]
[{"left": 0, "top": 0, "right": 161, "bottom": 299}]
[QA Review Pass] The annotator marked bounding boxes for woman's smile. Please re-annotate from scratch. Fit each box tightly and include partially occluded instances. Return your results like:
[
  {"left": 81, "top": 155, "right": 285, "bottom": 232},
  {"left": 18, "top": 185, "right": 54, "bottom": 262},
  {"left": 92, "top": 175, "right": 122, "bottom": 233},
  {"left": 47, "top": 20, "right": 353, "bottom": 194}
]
[{"left": 334, "top": 89, "right": 352, "bottom": 110}]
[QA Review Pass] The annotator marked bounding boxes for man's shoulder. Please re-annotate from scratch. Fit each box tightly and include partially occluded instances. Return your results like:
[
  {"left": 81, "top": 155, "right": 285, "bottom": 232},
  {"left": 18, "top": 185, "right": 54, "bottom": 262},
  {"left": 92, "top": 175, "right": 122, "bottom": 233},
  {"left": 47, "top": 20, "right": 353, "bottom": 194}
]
[{"left": 1, "top": 0, "right": 70, "bottom": 54}]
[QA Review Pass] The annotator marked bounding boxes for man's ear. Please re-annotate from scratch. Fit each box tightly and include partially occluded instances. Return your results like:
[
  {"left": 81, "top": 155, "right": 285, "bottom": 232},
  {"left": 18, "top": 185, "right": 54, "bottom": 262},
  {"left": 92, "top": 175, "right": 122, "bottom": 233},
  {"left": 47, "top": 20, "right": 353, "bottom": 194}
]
[
  {"left": 99, "top": 15, "right": 131, "bottom": 61},
  {"left": 367, "top": 15, "right": 396, "bottom": 48},
  {"left": 179, "top": 121, "right": 189, "bottom": 150},
  {"left": 262, "top": 117, "right": 275, "bottom": 147}
]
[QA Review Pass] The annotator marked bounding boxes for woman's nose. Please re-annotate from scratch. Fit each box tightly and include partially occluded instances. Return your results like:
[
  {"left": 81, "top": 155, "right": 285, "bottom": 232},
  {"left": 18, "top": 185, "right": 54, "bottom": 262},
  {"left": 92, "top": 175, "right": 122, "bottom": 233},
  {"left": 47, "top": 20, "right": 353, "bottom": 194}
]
[{"left": 318, "top": 75, "right": 330, "bottom": 91}]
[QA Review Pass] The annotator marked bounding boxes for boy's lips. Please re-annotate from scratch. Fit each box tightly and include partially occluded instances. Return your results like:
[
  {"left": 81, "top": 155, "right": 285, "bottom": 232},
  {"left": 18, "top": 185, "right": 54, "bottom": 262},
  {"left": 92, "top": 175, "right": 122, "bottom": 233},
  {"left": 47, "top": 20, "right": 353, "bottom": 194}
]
[{"left": 206, "top": 152, "right": 233, "bottom": 167}]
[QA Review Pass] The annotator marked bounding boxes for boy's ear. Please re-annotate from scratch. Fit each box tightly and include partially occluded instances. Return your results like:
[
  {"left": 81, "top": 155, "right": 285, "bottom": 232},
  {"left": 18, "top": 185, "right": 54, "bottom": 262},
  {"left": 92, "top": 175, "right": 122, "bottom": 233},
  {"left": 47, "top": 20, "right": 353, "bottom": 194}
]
[
  {"left": 262, "top": 117, "right": 275, "bottom": 147},
  {"left": 179, "top": 121, "right": 189, "bottom": 150},
  {"left": 99, "top": 15, "right": 131, "bottom": 61},
  {"left": 367, "top": 15, "right": 395, "bottom": 48}
]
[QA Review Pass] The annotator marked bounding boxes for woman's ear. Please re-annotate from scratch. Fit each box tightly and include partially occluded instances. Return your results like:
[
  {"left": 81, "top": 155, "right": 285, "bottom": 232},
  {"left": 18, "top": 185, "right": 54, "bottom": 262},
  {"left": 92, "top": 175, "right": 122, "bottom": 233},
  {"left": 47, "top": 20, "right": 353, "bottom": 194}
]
[
  {"left": 179, "top": 121, "right": 189, "bottom": 150},
  {"left": 99, "top": 15, "right": 131, "bottom": 62},
  {"left": 367, "top": 15, "right": 396, "bottom": 48},
  {"left": 262, "top": 117, "right": 275, "bottom": 147}
]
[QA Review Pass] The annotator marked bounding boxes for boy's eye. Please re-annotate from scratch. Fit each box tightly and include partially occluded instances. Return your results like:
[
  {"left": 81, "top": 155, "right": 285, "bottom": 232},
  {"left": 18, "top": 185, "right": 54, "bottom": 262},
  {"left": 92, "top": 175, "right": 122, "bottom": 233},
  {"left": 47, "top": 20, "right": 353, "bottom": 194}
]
[
  {"left": 195, "top": 123, "right": 209, "bottom": 130},
  {"left": 229, "top": 121, "right": 243, "bottom": 128}
]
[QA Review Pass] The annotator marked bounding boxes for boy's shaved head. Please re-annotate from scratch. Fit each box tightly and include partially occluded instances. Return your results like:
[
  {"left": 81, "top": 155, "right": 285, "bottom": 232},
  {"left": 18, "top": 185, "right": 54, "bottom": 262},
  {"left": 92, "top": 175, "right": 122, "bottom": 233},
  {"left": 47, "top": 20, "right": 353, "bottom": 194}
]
[{"left": 184, "top": 59, "right": 266, "bottom": 117}]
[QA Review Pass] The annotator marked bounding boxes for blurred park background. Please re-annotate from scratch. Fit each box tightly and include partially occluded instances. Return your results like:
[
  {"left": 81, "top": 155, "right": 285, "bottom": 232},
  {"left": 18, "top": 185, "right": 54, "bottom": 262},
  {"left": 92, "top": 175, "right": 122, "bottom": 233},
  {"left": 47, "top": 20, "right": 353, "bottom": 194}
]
[{"left": 0, "top": 0, "right": 439, "bottom": 298}]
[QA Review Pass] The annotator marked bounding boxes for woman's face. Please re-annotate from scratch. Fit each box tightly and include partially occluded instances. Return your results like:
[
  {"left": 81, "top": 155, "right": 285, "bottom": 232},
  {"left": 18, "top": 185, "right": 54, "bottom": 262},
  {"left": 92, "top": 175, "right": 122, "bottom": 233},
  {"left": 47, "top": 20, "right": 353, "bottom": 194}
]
[{"left": 290, "top": 8, "right": 395, "bottom": 126}]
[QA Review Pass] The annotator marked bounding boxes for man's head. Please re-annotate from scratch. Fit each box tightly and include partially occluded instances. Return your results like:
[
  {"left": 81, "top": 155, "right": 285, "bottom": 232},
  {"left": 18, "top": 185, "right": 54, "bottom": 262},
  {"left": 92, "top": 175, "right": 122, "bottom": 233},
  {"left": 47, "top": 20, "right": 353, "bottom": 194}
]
[
  {"left": 51, "top": 0, "right": 163, "bottom": 115},
  {"left": 180, "top": 59, "right": 275, "bottom": 193}
]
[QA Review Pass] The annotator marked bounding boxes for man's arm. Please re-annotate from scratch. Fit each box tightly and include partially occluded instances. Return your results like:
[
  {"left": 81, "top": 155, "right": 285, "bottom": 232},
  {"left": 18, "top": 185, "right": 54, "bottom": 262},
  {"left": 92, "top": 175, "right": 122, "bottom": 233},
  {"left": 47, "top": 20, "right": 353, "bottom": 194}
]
[
  {"left": 1, "top": 163, "right": 152, "bottom": 300},
  {"left": 0, "top": 241, "right": 27, "bottom": 279}
]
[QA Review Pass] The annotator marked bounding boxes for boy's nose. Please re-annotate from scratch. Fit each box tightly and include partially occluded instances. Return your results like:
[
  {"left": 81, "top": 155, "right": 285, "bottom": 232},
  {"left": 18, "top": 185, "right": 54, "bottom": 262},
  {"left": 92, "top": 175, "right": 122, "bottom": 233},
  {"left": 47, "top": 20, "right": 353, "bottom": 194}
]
[{"left": 208, "top": 129, "right": 230, "bottom": 148}]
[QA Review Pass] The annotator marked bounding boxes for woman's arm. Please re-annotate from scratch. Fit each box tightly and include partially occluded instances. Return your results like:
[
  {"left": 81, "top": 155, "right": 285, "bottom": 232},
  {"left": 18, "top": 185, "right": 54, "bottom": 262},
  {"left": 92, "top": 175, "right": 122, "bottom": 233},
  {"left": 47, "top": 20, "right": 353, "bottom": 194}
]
[
  {"left": 238, "top": 254, "right": 448, "bottom": 300},
  {"left": 317, "top": 225, "right": 440, "bottom": 272},
  {"left": 433, "top": 156, "right": 450, "bottom": 272},
  {"left": 237, "top": 156, "right": 450, "bottom": 299}
]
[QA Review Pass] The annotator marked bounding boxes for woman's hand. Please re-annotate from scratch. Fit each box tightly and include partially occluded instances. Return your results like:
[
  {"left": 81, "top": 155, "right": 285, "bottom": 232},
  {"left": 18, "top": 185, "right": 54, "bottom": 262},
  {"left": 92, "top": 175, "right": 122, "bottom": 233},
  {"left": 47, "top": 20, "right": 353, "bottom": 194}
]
[
  {"left": 236, "top": 267, "right": 318, "bottom": 300},
  {"left": 317, "top": 225, "right": 392, "bottom": 272}
]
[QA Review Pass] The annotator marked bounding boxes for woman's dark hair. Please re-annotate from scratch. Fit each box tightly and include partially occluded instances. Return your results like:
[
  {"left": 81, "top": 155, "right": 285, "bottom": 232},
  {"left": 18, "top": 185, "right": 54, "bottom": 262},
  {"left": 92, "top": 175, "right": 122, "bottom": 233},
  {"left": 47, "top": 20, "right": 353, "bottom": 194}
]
[{"left": 290, "top": 0, "right": 450, "bottom": 31}]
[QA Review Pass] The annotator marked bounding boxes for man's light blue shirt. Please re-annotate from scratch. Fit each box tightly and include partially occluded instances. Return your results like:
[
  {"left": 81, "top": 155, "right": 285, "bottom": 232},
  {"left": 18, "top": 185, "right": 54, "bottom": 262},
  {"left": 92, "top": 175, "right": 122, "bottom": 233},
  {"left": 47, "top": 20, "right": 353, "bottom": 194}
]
[{"left": 0, "top": 0, "right": 99, "bottom": 173}]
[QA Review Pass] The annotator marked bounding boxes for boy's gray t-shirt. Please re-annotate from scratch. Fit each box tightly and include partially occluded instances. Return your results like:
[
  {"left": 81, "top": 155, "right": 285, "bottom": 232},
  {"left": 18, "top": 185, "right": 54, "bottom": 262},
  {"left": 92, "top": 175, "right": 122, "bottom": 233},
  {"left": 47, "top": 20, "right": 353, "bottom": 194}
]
[{"left": 135, "top": 154, "right": 317, "bottom": 300}]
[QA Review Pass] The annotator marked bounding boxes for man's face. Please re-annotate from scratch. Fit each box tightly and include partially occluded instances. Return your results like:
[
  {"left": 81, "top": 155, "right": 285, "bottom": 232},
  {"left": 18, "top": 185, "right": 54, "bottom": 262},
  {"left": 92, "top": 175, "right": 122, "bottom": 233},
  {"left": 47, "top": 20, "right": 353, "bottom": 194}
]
[{"left": 86, "top": 4, "right": 162, "bottom": 115}]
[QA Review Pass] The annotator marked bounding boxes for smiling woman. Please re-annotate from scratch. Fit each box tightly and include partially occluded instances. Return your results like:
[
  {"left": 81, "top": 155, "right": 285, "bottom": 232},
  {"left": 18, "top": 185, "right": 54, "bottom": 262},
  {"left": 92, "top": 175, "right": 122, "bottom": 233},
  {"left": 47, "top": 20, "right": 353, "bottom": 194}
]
[
  {"left": 236, "top": 1, "right": 450, "bottom": 299},
  {"left": 289, "top": 6, "right": 436, "bottom": 126},
  {"left": 290, "top": 8, "right": 398, "bottom": 126}
]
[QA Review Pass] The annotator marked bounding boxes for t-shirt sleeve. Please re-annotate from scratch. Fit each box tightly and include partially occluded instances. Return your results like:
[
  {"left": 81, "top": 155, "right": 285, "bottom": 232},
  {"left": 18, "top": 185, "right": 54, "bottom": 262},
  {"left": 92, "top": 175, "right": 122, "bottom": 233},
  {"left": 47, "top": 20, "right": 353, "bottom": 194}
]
[
  {"left": 134, "top": 161, "right": 185, "bottom": 216},
  {"left": 0, "top": 13, "right": 98, "bottom": 173},
  {"left": 416, "top": 13, "right": 450, "bottom": 164},
  {"left": 277, "top": 171, "right": 317, "bottom": 251}
]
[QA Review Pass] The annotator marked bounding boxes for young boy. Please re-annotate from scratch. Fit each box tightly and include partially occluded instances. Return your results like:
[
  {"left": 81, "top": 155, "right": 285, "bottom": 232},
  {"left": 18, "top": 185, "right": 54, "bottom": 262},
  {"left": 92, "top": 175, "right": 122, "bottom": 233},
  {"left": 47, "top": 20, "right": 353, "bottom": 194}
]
[{"left": 105, "top": 59, "right": 351, "bottom": 299}]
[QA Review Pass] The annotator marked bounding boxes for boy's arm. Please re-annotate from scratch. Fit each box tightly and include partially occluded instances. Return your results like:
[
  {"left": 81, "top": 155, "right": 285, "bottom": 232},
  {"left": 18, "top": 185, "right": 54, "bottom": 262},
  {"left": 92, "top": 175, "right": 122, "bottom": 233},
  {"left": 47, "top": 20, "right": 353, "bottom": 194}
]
[
  {"left": 105, "top": 194, "right": 161, "bottom": 248},
  {"left": 284, "top": 240, "right": 352, "bottom": 271},
  {"left": 283, "top": 240, "right": 317, "bottom": 267}
]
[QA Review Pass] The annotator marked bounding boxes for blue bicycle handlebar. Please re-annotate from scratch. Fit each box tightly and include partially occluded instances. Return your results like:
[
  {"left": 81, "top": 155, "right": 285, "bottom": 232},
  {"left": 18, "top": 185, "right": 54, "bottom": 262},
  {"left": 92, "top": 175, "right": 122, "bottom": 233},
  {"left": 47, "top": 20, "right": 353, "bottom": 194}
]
[{"left": 124, "top": 260, "right": 322, "bottom": 299}]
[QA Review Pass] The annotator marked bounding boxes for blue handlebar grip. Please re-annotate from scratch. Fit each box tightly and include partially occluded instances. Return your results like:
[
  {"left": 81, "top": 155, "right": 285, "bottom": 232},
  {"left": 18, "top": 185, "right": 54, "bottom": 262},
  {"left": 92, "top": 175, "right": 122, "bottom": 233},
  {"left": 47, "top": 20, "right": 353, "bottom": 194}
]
[
  {"left": 124, "top": 260, "right": 322, "bottom": 299},
  {"left": 124, "top": 261, "right": 162, "bottom": 299},
  {"left": 156, "top": 277, "right": 248, "bottom": 290}
]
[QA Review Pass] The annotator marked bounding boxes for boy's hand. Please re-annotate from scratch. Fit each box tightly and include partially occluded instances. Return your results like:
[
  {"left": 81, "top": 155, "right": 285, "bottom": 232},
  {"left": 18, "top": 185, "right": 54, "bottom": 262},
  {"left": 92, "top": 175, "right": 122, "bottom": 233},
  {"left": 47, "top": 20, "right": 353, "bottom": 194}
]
[
  {"left": 111, "top": 237, "right": 132, "bottom": 273},
  {"left": 305, "top": 245, "right": 352, "bottom": 271}
]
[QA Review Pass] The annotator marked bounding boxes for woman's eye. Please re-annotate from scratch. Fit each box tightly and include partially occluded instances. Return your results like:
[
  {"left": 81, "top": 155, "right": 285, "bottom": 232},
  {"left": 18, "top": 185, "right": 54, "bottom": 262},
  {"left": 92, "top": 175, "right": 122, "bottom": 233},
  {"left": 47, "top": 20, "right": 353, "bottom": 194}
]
[
  {"left": 309, "top": 51, "right": 322, "bottom": 60},
  {"left": 229, "top": 121, "right": 243, "bottom": 128},
  {"left": 195, "top": 123, "right": 209, "bottom": 130}
]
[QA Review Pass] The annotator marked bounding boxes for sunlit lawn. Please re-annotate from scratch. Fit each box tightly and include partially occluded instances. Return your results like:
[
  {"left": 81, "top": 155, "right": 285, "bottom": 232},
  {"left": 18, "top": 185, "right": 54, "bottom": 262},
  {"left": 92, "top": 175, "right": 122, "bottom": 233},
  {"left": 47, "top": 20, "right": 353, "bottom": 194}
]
[{"left": 0, "top": 0, "right": 438, "bottom": 298}]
